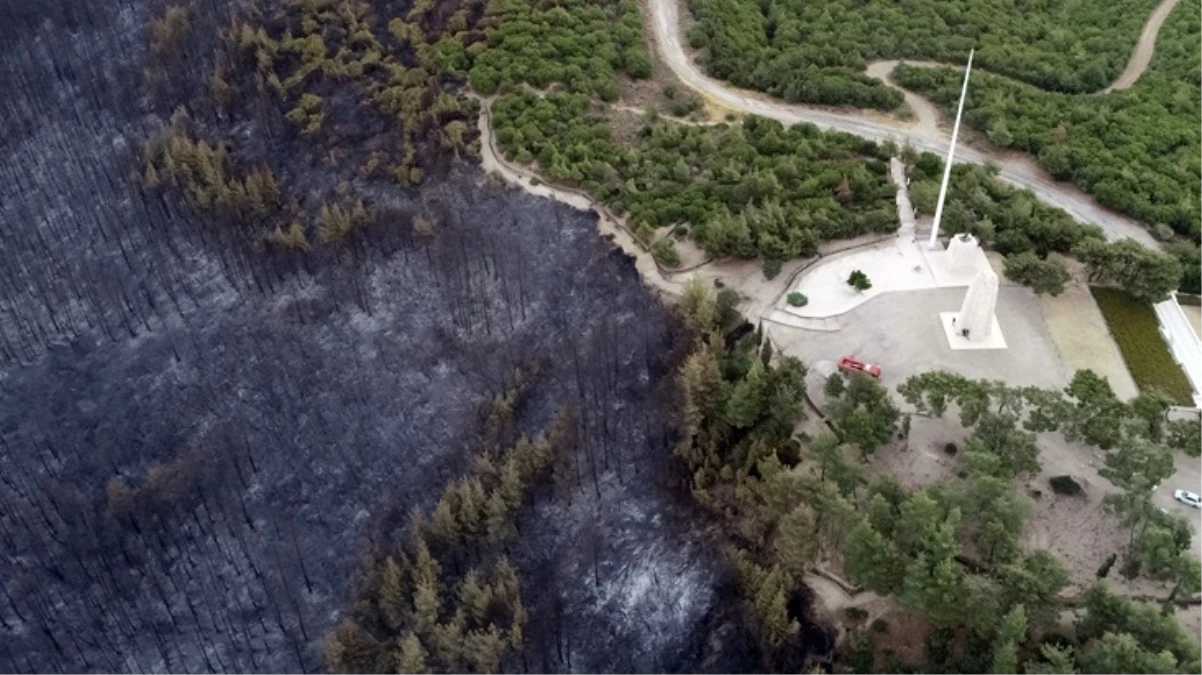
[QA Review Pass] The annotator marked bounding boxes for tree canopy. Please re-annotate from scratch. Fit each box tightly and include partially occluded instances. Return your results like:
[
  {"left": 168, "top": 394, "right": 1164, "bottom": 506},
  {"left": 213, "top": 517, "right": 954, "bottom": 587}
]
[
  {"left": 492, "top": 93, "right": 899, "bottom": 259},
  {"left": 686, "top": 0, "right": 1162, "bottom": 108}
]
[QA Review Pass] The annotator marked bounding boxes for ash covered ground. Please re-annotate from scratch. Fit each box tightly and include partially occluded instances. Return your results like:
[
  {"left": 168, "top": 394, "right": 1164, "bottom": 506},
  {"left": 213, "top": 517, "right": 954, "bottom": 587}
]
[{"left": 0, "top": 1, "right": 755, "bottom": 672}]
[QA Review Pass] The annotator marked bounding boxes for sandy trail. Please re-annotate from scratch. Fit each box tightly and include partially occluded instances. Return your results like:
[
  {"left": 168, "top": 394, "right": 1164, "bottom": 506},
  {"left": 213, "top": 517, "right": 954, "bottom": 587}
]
[
  {"left": 1103, "top": 0, "right": 1181, "bottom": 92},
  {"left": 649, "top": 0, "right": 1179, "bottom": 248},
  {"left": 475, "top": 98, "right": 687, "bottom": 296}
]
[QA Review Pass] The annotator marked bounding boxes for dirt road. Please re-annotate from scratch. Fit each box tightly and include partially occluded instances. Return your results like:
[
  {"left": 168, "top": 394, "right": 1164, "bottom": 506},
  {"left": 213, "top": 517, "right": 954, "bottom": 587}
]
[
  {"left": 1103, "top": 0, "right": 1182, "bottom": 92},
  {"left": 475, "top": 98, "right": 687, "bottom": 296},
  {"left": 649, "top": 0, "right": 1175, "bottom": 248}
]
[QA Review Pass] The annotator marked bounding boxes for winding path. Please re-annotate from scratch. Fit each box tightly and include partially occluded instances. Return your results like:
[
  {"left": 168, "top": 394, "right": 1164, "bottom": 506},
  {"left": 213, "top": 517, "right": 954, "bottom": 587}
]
[
  {"left": 475, "top": 99, "right": 687, "bottom": 295},
  {"left": 649, "top": 0, "right": 1179, "bottom": 248},
  {"left": 1104, "top": 0, "right": 1182, "bottom": 93}
]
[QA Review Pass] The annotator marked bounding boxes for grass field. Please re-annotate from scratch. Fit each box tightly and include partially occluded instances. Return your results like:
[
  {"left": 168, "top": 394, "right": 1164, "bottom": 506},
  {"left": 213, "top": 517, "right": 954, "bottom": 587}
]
[{"left": 1091, "top": 286, "right": 1194, "bottom": 405}]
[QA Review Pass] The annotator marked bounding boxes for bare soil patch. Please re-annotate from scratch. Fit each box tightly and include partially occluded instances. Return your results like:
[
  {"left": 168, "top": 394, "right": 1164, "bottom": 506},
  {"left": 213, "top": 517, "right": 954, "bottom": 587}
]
[
  {"left": 1037, "top": 258, "right": 1139, "bottom": 399},
  {"left": 605, "top": 104, "right": 650, "bottom": 148},
  {"left": 865, "top": 417, "right": 965, "bottom": 489}
]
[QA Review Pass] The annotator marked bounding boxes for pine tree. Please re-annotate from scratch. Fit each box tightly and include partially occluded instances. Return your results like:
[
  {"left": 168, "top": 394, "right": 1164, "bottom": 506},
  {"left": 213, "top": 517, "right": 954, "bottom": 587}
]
[
  {"left": 679, "top": 277, "right": 717, "bottom": 335},
  {"left": 484, "top": 490, "right": 514, "bottom": 544},
  {"left": 412, "top": 538, "right": 441, "bottom": 636},
  {"left": 760, "top": 339, "right": 773, "bottom": 368},
  {"left": 498, "top": 460, "right": 523, "bottom": 510},
  {"left": 380, "top": 556, "right": 409, "bottom": 630},
  {"left": 990, "top": 604, "right": 1027, "bottom": 674},
  {"left": 725, "top": 360, "right": 767, "bottom": 429},
  {"left": 396, "top": 633, "right": 429, "bottom": 674},
  {"left": 898, "top": 554, "right": 965, "bottom": 627},
  {"left": 459, "top": 569, "right": 493, "bottom": 625},
  {"left": 430, "top": 494, "right": 460, "bottom": 551},
  {"left": 463, "top": 626, "right": 507, "bottom": 673},
  {"left": 752, "top": 565, "right": 800, "bottom": 653},
  {"left": 457, "top": 477, "right": 487, "bottom": 537},
  {"left": 844, "top": 521, "right": 902, "bottom": 594},
  {"left": 773, "top": 504, "right": 817, "bottom": 577}
]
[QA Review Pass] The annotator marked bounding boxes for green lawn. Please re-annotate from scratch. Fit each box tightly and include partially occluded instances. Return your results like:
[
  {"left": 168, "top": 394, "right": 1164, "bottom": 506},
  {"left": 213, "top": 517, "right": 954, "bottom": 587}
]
[{"left": 1090, "top": 286, "right": 1194, "bottom": 405}]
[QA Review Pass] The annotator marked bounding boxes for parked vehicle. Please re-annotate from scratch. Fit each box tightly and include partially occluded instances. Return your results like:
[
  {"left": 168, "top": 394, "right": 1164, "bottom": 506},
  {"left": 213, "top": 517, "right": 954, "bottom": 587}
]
[
  {"left": 838, "top": 356, "right": 881, "bottom": 378},
  {"left": 1174, "top": 489, "right": 1201, "bottom": 508}
]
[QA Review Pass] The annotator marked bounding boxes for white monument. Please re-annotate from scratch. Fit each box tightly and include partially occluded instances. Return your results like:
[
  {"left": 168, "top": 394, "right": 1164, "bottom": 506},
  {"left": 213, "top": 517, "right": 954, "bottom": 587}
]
[
  {"left": 946, "top": 232, "right": 981, "bottom": 273},
  {"left": 928, "top": 49, "right": 974, "bottom": 251},
  {"left": 940, "top": 266, "right": 1007, "bottom": 350}
]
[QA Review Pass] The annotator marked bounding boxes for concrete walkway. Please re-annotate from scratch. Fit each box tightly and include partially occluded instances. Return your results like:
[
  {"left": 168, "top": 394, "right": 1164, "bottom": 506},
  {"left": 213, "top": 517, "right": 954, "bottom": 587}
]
[
  {"left": 779, "top": 158, "right": 993, "bottom": 320},
  {"left": 782, "top": 159, "right": 931, "bottom": 317}
]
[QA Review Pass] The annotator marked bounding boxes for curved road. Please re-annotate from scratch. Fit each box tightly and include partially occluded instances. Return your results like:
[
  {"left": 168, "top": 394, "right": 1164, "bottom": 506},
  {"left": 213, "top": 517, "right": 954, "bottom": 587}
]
[{"left": 649, "top": 0, "right": 1171, "bottom": 247}]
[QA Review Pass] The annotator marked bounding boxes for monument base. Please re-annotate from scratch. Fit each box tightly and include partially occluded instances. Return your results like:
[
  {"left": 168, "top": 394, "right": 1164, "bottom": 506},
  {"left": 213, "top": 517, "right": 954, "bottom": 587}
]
[
  {"left": 939, "top": 312, "right": 1008, "bottom": 351},
  {"left": 925, "top": 248, "right": 993, "bottom": 288}
]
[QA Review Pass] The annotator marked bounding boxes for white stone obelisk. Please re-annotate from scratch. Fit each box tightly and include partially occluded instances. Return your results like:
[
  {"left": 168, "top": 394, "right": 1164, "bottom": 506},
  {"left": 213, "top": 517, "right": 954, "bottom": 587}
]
[
  {"left": 955, "top": 266, "right": 998, "bottom": 341},
  {"left": 927, "top": 49, "right": 975, "bottom": 250},
  {"left": 947, "top": 232, "right": 981, "bottom": 272}
]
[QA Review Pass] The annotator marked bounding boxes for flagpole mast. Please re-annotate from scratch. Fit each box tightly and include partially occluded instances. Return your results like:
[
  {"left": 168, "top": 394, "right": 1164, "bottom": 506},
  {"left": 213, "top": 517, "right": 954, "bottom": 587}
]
[{"left": 927, "top": 48, "right": 974, "bottom": 250}]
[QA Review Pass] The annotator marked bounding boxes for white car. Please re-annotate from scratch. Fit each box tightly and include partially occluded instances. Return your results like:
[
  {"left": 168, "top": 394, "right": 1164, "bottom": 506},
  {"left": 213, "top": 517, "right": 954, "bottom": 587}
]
[{"left": 1173, "top": 489, "right": 1201, "bottom": 508}]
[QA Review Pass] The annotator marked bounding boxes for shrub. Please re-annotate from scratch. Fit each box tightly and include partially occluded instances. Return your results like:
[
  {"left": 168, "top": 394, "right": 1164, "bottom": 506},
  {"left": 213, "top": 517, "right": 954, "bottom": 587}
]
[
  {"left": 786, "top": 292, "right": 808, "bottom": 307},
  {"left": 634, "top": 222, "right": 656, "bottom": 247},
  {"left": 653, "top": 239, "right": 681, "bottom": 268},
  {"left": 1049, "top": 475, "right": 1083, "bottom": 496},
  {"left": 762, "top": 258, "right": 782, "bottom": 280},
  {"left": 1096, "top": 552, "right": 1117, "bottom": 579},
  {"left": 942, "top": 442, "right": 957, "bottom": 455},
  {"left": 776, "top": 441, "right": 802, "bottom": 467},
  {"left": 1119, "top": 556, "right": 1142, "bottom": 580},
  {"left": 844, "top": 607, "right": 869, "bottom": 622},
  {"left": 847, "top": 269, "right": 872, "bottom": 292},
  {"left": 824, "top": 373, "right": 845, "bottom": 399},
  {"left": 870, "top": 618, "right": 889, "bottom": 634},
  {"left": 1091, "top": 286, "right": 1194, "bottom": 405},
  {"left": 673, "top": 224, "right": 689, "bottom": 239},
  {"left": 1003, "top": 252, "right": 1070, "bottom": 296}
]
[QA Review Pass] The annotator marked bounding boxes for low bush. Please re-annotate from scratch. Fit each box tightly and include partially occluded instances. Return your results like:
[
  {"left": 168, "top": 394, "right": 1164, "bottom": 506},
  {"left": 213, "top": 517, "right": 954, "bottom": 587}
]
[
  {"left": 653, "top": 239, "right": 681, "bottom": 268},
  {"left": 1119, "top": 556, "right": 1142, "bottom": 580},
  {"left": 844, "top": 607, "right": 868, "bottom": 622},
  {"left": 1049, "top": 475, "right": 1082, "bottom": 496},
  {"left": 1090, "top": 286, "right": 1194, "bottom": 405},
  {"left": 762, "top": 258, "right": 782, "bottom": 280},
  {"left": 786, "top": 292, "right": 808, "bottom": 307},
  {"left": 942, "top": 442, "right": 957, "bottom": 455}
]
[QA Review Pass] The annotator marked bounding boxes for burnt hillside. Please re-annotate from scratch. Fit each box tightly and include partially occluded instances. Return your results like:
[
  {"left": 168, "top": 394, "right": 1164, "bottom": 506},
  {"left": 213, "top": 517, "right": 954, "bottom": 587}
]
[{"left": 0, "top": 1, "right": 750, "bottom": 672}]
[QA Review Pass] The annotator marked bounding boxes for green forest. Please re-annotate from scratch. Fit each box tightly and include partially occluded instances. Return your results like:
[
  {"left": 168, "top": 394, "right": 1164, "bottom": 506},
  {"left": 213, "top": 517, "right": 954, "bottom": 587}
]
[
  {"left": 683, "top": 0, "right": 1201, "bottom": 246},
  {"left": 468, "top": 0, "right": 650, "bottom": 99},
  {"left": 896, "top": 0, "right": 1202, "bottom": 241},
  {"left": 673, "top": 282, "right": 1201, "bottom": 673},
  {"left": 492, "top": 92, "right": 899, "bottom": 262},
  {"left": 686, "top": 0, "right": 1162, "bottom": 109}
]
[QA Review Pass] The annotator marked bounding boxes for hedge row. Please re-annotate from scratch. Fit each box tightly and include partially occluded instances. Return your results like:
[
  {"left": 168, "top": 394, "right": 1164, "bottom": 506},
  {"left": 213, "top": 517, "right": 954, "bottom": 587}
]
[{"left": 1090, "top": 286, "right": 1194, "bottom": 405}]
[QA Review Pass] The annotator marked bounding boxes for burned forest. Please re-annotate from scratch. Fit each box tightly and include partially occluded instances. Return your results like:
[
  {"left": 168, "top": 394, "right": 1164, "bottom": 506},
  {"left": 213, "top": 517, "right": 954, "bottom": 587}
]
[{"left": 0, "top": 0, "right": 762, "bottom": 672}]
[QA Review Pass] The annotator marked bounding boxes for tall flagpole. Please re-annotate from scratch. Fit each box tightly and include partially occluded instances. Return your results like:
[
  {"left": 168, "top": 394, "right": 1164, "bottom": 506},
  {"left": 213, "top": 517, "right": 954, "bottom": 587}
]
[{"left": 927, "top": 48, "right": 974, "bottom": 250}]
